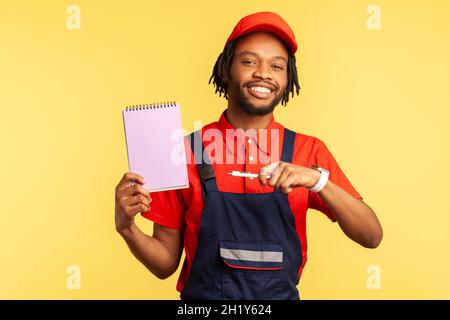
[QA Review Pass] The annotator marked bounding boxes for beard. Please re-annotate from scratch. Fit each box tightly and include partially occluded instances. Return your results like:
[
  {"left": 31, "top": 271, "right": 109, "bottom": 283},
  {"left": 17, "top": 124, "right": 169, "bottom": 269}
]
[{"left": 232, "top": 82, "right": 284, "bottom": 116}]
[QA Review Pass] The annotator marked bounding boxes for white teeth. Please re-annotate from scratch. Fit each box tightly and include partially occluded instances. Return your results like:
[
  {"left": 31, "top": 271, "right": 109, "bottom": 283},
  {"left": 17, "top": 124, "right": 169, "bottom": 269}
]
[{"left": 250, "top": 86, "right": 271, "bottom": 93}]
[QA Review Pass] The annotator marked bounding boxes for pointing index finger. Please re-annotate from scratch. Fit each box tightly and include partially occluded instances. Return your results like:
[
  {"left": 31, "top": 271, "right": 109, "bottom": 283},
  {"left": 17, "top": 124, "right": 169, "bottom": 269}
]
[{"left": 258, "top": 161, "right": 281, "bottom": 186}]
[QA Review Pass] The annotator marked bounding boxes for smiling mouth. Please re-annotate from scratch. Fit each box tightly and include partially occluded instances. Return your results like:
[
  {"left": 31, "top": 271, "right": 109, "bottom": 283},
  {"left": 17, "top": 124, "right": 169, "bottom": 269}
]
[
  {"left": 247, "top": 85, "right": 274, "bottom": 99},
  {"left": 250, "top": 86, "right": 271, "bottom": 93}
]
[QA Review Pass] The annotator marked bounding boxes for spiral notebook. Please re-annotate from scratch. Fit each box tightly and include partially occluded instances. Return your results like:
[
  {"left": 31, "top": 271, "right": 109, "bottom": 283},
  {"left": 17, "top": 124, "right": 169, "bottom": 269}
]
[{"left": 122, "top": 102, "right": 189, "bottom": 192}]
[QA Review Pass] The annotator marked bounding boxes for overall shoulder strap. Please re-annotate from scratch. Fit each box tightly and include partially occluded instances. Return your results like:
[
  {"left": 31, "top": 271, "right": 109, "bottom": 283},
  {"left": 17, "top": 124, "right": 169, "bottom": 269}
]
[
  {"left": 280, "top": 128, "right": 296, "bottom": 163},
  {"left": 188, "top": 130, "right": 218, "bottom": 193},
  {"left": 275, "top": 128, "right": 296, "bottom": 194}
]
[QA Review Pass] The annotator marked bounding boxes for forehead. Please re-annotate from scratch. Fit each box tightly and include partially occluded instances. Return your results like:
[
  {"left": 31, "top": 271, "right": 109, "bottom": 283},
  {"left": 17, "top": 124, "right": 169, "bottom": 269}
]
[{"left": 234, "top": 32, "right": 289, "bottom": 59}]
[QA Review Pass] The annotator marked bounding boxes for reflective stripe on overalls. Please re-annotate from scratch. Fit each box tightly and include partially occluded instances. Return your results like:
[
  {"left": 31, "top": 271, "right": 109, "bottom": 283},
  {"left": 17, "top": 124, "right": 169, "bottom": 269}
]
[{"left": 181, "top": 128, "right": 302, "bottom": 300}]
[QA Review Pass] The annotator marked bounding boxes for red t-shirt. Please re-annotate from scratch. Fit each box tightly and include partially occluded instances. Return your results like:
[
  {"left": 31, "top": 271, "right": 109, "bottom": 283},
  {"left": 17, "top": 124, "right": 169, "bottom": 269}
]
[{"left": 142, "top": 111, "right": 363, "bottom": 292}]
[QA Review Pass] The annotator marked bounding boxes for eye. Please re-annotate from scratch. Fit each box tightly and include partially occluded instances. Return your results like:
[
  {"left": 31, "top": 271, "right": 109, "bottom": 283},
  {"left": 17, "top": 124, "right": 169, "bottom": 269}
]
[
  {"left": 242, "top": 60, "right": 256, "bottom": 65},
  {"left": 272, "top": 64, "right": 285, "bottom": 71}
]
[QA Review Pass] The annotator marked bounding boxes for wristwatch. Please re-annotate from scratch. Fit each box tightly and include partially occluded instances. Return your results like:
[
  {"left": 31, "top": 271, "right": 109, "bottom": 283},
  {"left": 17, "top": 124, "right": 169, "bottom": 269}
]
[{"left": 309, "top": 165, "right": 329, "bottom": 192}]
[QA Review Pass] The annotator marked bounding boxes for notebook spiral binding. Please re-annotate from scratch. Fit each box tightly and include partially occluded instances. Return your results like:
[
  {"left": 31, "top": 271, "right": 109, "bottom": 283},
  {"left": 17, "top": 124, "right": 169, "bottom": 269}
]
[{"left": 125, "top": 101, "right": 177, "bottom": 111}]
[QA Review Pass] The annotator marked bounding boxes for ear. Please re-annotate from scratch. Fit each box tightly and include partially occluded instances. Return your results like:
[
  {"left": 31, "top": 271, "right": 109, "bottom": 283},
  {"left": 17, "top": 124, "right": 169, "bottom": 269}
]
[
  {"left": 222, "top": 74, "right": 229, "bottom": 85},
  {"left": 222, "top": 70, "right": 230, "bottom": 83}
]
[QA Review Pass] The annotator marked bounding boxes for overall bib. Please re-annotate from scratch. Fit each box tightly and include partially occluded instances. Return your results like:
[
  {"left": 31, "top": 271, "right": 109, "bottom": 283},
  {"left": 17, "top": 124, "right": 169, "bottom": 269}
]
[{"left": 181, "top": 128, "right": 302, "bottom": 300}]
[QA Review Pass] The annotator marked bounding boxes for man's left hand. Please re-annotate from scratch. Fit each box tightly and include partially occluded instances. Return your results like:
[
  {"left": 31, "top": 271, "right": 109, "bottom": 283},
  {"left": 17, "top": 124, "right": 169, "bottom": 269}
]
[{"left": 258, "top": 161, "right": 321, "bottom": 194}]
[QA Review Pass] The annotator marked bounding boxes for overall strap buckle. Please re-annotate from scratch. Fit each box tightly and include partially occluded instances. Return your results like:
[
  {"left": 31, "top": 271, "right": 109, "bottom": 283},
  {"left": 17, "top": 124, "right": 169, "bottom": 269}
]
[
  {"left": 188, "top": 130, "right": 218, "bottom": 193},
  {"left": 198, "top": 163, "right": 215, "bottom": 184}
]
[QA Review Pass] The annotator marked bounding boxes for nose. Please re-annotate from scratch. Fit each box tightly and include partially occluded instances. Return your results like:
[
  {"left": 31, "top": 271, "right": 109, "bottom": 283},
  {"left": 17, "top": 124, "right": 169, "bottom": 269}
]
[{"left": 252, "top": 63, "right": 272, "bottom": 81}]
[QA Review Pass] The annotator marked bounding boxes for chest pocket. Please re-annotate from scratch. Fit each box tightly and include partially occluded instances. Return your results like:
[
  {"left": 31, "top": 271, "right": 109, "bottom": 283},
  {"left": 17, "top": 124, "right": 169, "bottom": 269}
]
[
  {"left": 219, "top": 241, "right": 288, "bottom": 299},
  {"left": 219, "top": 241, "right": 284, "bottom": 270}
]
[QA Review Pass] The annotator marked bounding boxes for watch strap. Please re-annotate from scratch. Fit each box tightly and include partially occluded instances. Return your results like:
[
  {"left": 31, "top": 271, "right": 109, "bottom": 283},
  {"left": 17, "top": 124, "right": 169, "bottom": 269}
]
[{"left": 309, "top": 165, "right": 329, "bottom": 193}]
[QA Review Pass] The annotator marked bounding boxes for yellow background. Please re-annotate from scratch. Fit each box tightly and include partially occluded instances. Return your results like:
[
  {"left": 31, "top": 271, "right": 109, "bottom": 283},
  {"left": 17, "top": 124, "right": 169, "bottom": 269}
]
[{"left": 1, "top": 0, "right": 449, "bottom": 299}]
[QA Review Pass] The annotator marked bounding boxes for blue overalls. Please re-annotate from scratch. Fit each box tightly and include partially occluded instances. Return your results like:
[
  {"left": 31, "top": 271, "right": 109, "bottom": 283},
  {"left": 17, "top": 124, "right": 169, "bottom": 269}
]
[{"left": 181, "top": 128, "right": 302, "bottom": 300}]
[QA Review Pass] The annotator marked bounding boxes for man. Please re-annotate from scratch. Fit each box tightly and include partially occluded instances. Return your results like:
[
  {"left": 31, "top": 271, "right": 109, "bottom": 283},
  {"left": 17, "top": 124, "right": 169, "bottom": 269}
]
[{"left": 114, "top": 12, "right": 383, "bottom": 300}]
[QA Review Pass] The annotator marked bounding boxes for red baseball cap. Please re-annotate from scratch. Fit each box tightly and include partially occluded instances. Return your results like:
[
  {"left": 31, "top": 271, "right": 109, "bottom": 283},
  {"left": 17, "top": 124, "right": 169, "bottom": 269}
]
[{"left": 225, "top": 12, "right": 298, "bottom": 54}]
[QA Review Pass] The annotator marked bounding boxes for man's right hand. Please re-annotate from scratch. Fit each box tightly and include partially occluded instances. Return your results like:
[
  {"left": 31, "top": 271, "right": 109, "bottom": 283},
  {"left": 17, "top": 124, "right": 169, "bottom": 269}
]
[
  {"left": 114, "top": 172, "right": 182, "bottom": 279},
  {"left": 115, "top": 172, "right": 152, "bottom": 233}
]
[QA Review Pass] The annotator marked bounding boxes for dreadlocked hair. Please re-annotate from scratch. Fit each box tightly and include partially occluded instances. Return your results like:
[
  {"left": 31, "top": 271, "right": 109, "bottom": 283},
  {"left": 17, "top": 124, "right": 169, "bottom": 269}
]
[{"left": 208, "top": 39, "right": 301, "bottom": 106}]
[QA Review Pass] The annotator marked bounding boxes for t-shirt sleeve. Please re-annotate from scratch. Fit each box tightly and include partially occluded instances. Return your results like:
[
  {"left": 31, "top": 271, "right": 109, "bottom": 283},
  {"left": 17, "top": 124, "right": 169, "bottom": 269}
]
[
  {"left": 307, "top": 138, "right": 363, "bottom": 222},
  {"left": 141, "top": 189, "right": 185, "bottom": 229}
]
